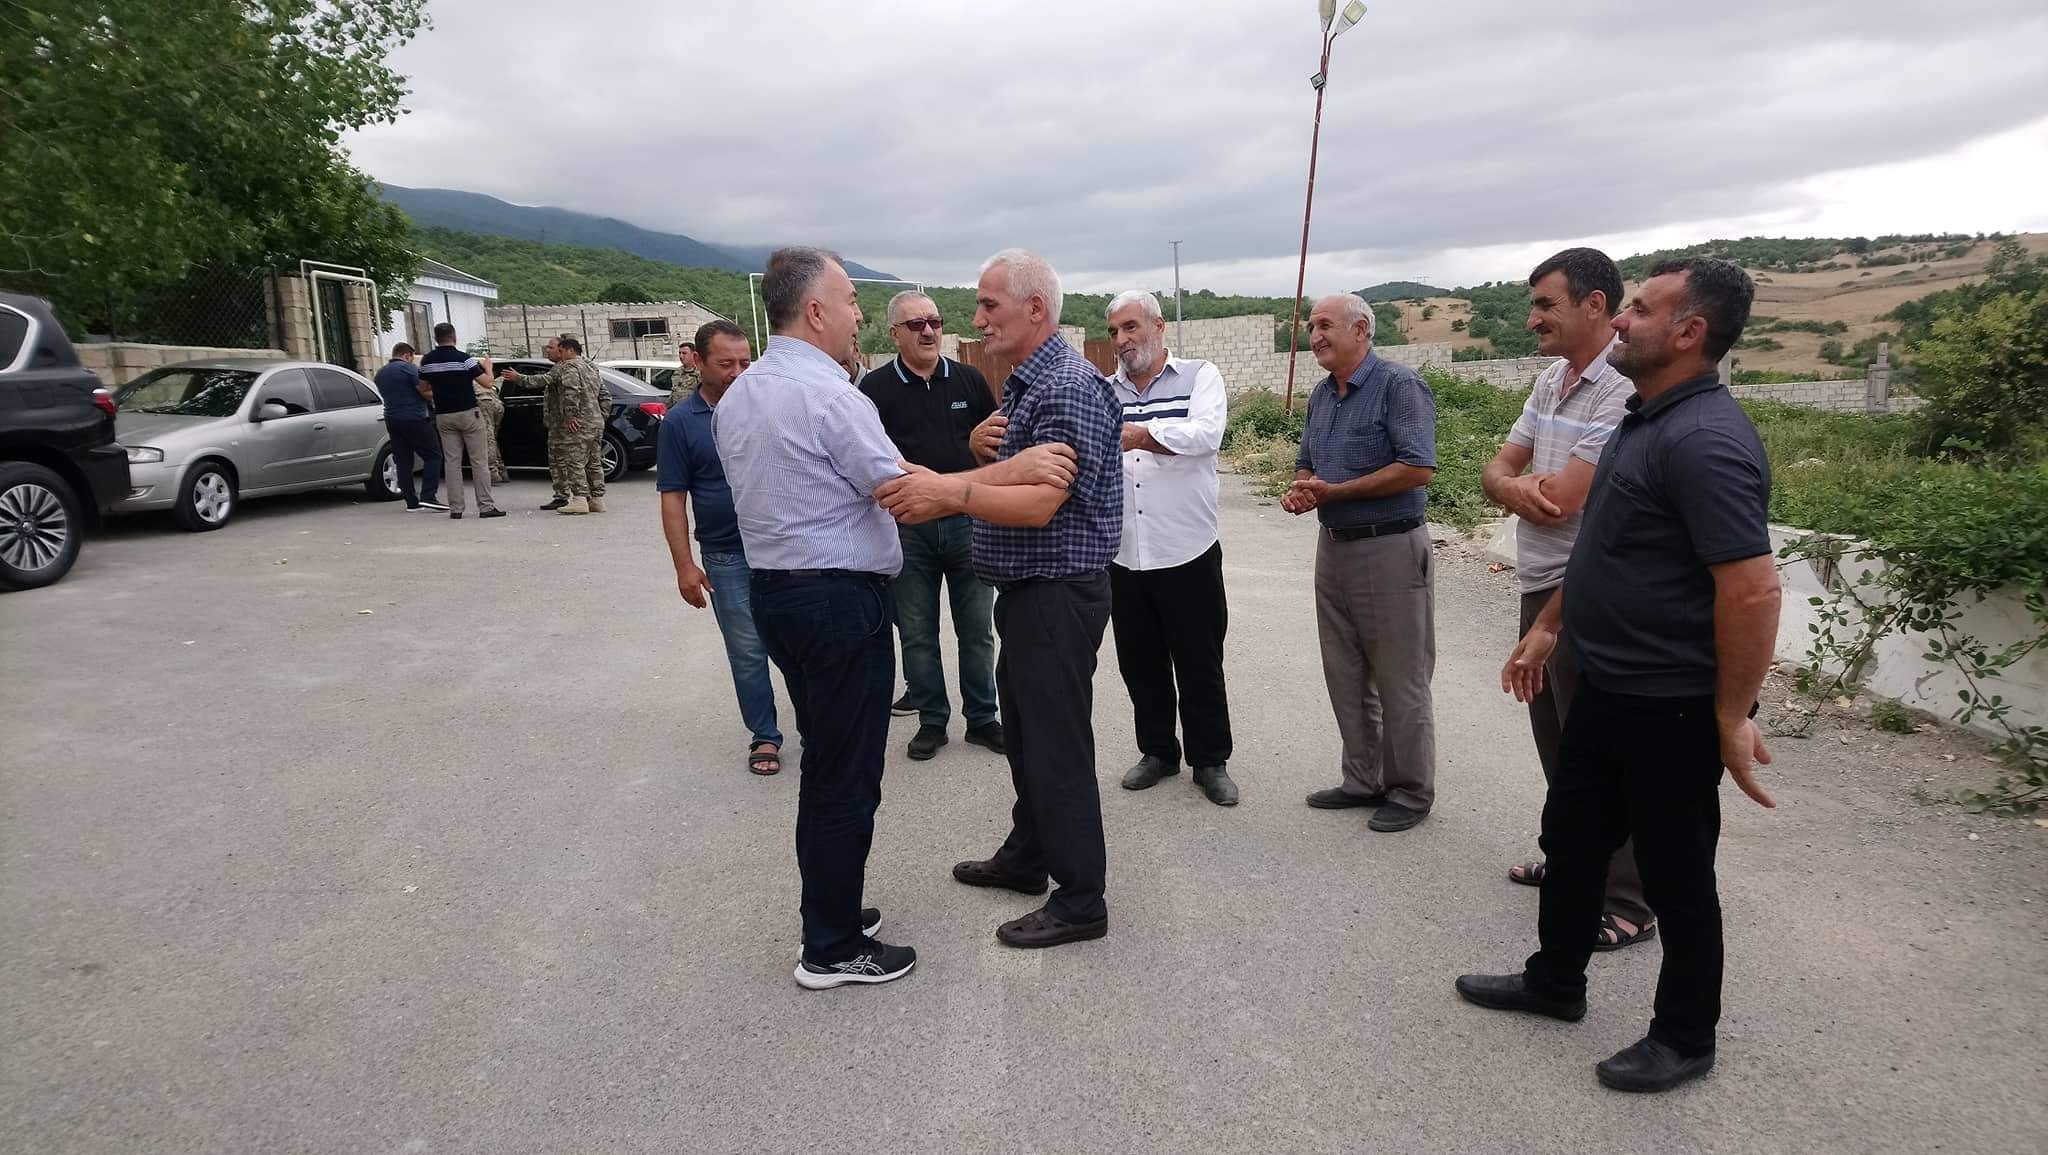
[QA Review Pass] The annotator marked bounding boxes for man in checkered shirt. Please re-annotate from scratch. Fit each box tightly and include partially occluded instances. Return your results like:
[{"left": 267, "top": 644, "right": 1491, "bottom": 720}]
[
  {"left": 878, "top": 248, "right": 1123, "bottom": 950},
  {"left": 1479, "top": 247, "right": 1653, "bottom": 952}
]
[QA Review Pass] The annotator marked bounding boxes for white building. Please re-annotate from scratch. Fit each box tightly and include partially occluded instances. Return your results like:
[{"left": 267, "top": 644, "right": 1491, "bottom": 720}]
[{"left": 381, "top": 258, "right": 500, "bottom": 352}]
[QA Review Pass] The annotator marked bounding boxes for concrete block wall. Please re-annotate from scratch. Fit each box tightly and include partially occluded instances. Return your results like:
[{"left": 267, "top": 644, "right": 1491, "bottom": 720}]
[
  {"left": 1438, "top": 356, "right": 1555, "bottom": 391},
  {"left": 484, "top": 302, "right": 723, "bottom": 361},
  {"left": 1160, "top": 314, "right": 1457, "bottom": 390},
  {"left": 1730, "top": 380, "right": 1923, "bottom": 413},
  {"left": 79, "top": 343, "right": 291, "bottom": 387}
]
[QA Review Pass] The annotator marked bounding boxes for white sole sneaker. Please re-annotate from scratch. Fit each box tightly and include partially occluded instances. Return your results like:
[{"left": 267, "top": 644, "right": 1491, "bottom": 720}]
[
  {"left": 793, "top": 911, "right": 882, "bottom": 960},
  {"left": 793, "top": 953, "right": 915, "bottom": 990}
]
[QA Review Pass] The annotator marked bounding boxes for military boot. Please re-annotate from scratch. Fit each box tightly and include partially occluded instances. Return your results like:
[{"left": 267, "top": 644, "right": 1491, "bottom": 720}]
[
  {"left": 586, "top": 496, "right": 606, "bottom": 513},
  {"left": 560, "top": 496, "right": 590, "bottom": 515}
]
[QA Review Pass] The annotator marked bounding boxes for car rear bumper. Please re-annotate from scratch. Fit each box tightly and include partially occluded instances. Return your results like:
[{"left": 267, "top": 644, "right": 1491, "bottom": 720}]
[{"left": 74, "top": 443, "right": 131, "bottom": 510}]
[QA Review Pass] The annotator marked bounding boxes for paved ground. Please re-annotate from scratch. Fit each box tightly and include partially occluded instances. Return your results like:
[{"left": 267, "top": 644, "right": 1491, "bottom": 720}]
[{"left": 3, "top": 472, "right": 2044, "bottom": 1154}]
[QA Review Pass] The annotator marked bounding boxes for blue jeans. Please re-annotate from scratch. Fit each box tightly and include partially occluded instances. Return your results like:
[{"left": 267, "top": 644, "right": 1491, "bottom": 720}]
[
  {"left": 895, "top": 515, "right": 997, "bottom": 729},
  {"left": 703, "top": 551, "right": 782, "bottom": 747}
]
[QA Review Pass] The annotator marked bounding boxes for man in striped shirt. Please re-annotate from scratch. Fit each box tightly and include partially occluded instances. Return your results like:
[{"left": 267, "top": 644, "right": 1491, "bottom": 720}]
[
  {"left": 1479, "top": 247, "right": 1651, "bottom": 951},
  {"left": 1103, "top": 291, "right": 1237, "bottom": 806},
  {"left": 417, "top": 323, "right": 503, "bottom": 520}
]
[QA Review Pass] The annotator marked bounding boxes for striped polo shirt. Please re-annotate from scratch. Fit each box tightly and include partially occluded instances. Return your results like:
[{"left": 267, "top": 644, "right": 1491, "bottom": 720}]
[
  {"left": 1110, "top": 355, "right": 1228, "bottom": 571},
  {"left": 1504, "top": 339, "right": 1634, "bottom": 593}
]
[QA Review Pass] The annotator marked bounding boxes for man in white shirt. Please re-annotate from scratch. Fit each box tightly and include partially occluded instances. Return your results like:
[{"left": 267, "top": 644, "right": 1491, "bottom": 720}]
[{"left": 1104, "top": 291, "right": 1237, "bottom": 806}]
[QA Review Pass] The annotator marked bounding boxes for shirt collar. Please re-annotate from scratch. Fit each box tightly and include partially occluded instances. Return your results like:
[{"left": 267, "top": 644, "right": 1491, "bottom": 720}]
[
  {"left": 1627, "top": 372, "right": 1724, "bottom": 420},
  {"left": 1319, "top": 349, "right": 1381, "bottom": 395},
  {"left": 684, "top": 388, "right": 715, "bottom": 415},
  {"left": 1008, "top": 333, "right": 1073, "bottom": 399},
  {"left": 1559, "top": 337, "right": 1624, "bottom": 396},
  {"left": 891, "top": 355, "right": 951, "bottom": 384},
  {"left": 765, "top": 333, "right": 848, "bottom": 378},
  {"left": 1111, "top": 353, "right": 1183, "bottom": 391}
]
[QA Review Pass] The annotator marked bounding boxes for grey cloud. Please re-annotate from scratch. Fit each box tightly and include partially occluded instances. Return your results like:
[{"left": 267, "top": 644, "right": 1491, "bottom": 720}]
[{"left": 352, "top": 0, "right": 2048, "bottom": 289}]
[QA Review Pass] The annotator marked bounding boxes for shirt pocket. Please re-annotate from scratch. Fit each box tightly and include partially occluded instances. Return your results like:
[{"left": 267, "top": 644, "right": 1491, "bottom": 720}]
[
  {"left": 1333, "top": 425, "right": 1390, "bottom": 475},
  {"left": 1595, "top": 466, "right": 1663, "bottom": 552}
]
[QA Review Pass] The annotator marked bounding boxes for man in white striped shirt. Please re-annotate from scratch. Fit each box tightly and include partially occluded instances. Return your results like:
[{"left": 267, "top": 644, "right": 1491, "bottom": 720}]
[
  {"left": 1480, "top": 247, "right": 1653, "bottom": 951},
  {"left": 1104, "top": 291, "right": 1238, "bottom": 806}
]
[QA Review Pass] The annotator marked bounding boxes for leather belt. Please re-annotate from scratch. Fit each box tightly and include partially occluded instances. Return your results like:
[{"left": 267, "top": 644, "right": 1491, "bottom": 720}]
[{"left": 1325, "top": 517, "right": 1423, "bottom": 542}]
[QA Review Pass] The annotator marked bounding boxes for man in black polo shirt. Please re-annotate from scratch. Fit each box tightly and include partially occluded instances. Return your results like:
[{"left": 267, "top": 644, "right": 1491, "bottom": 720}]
[
  {"left": 1456, "top": 258, "right": 1781, "bottom": 1094},
  {"left": 861, "top": 291, "right": 1005, "bottom": 762},
  {"left": 418, "top": 323, "right": 504, "bottom": 520}
]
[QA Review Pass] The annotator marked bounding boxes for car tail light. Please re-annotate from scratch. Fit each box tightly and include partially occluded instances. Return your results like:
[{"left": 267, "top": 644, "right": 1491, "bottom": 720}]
[
  {"left": 92, "top": 387, "right": 118, "bottom": 416},
  {"left": 639, "top": 402, "right": 668, "bottom": 419}
]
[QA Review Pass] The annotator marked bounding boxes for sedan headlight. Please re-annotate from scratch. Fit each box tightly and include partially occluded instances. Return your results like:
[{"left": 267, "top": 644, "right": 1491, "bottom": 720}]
[{"left": 125, "top": 445, "right": 164, "bottom": 464}]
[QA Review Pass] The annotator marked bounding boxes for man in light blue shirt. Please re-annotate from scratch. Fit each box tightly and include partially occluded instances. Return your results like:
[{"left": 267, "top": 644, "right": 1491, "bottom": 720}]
[{"left": 712, "top": 247, "right": 914, "bottom": 990}]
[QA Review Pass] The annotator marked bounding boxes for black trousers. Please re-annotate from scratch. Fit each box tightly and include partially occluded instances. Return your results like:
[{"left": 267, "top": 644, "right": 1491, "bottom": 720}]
[
  {"left": 1109, "top": 541, "right": 1232, "bottom": 767},
  {"left": 1524, "top": 680, "right": 1726, "bottom": 1055},
  {"left": 384, "top": 416, "right": 441, "bottom": 504},
  {"left": 750, "top": 570, "right": 896, "bottom": 964},
  {"left": 991, "top": 572, "right": 1112, "bottom": 923}
]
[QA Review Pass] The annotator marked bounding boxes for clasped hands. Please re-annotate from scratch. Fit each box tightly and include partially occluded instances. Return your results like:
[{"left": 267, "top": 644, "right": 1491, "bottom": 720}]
[
  {"left": 875, "top": 442, "right": 1077, "bottom": 524},
  {"left": 1495, "top": 472, "right": 1567, "bottom": 527}
]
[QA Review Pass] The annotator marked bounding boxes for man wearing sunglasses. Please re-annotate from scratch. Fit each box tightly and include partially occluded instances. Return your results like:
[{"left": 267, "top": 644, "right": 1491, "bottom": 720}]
[{"left": 859, "top": 291, "right": 1005, "bottom": 762}]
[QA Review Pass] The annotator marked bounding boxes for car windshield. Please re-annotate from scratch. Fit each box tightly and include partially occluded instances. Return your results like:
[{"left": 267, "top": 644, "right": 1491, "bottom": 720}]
[{"left": 119, "top": 368, "right": 259, "bottom": 416}]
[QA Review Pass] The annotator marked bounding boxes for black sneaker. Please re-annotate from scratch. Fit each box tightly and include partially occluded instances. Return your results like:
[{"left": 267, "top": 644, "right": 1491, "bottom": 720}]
[
  {"left": 907, "top": 724, "right": 948, "bottom": 761},
  {"left": 540, "top": 498, "right": 567, "bottom": 511},
  {"left": 890, "top": 692, "right": 916, "bottom": 717},
  {"left": 793, "top": 908, "right": 883, "bottom": 959},
  {"left": 794, "top": 937, "right": 916, "bottom": 990},
  {"left": 964, "top": 721, "right": 1006, "bottom": 755},
  {"left": 419, "top": 499, "right": 449, "bottom": 512},
  {"left": 404, "top": 503, "right": 422, "bottom": 511},
  {"left": 478, "top": 508, "right": 507, "bottom": 519},
  {"left": 449, "top": 512, "right": 463, "bottom": 520}
]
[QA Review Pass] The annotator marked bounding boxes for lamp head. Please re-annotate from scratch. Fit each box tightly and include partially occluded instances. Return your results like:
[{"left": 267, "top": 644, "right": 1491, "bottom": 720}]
[
  {"left": 1319, "top": 0, "right": 1336, "bottom": 29},
  {"left": 1334, "top": 0, "right": 1366, "bottom": 35}
]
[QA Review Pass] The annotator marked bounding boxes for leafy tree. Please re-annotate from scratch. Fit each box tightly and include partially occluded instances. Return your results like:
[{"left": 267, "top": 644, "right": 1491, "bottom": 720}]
[
  {"left": 1911, "top": 245, "right": 2048, "bottom": 453},
  {"left": 2, "top": 1, "right": 427, "bottom": 332},
  {"left": 597, "top": 281, "right": 655, "bottom": 302}
]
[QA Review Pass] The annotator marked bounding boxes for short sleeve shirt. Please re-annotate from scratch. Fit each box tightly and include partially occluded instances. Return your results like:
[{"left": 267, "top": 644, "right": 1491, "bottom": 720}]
[
  {"left": 1294, "top": 351, "right": 1437, "bottom": 527},
  {"left": 859, "top": 356, "right": 995, "bottom": 474},
  {"left": 417, "top": 345, "right": 481, "bottom": 414},
  {"left": 655, "top": 388, "right": 741, "bottom": 555},
  {"left": 971, "top": 336, "right": 1124, "bottom": 584},
  {"left": 1504, "top": 344, "right": 1634, "bottom": 592},
  {"left": 1564, "top": 374, "right": 1774, "bottom": 697},
  {"left": 374, "top": 359, "right": 427, "bottom": 420}
]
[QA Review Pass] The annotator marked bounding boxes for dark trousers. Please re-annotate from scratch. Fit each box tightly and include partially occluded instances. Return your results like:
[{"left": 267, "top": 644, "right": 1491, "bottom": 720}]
[
  {"left": 1520, "top": 591, "right": 1650, "bottom": 926},
  {"left": 991, "top": 573, "right": 1112, "bottom": 923},
  {"left": 1524, "top": 680, "right": 1726, "bottom": 1055},
  {"left": 1109, "top": 541, "right": 1233, "bottom": 767},
  {"left": 896, "top": 515, "right": 997, "bottom": 729},
  {"left": 750, "top": 570, "right": 896, "bottom": 963},
  {"left": 384, "top": 416, "right": 441, "bottom": 505}
]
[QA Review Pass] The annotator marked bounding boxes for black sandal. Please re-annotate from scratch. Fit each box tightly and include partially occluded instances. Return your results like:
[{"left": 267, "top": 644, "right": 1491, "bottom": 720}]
[
  {"left": 1593, "top": 913, "right": 1657, "bottom": 952},
  {"left": 1508, "top": 861, "right": 1546, "bottom": 886},
  {"left": 748, "top": 744, "right": 781, "bottom": 776}
]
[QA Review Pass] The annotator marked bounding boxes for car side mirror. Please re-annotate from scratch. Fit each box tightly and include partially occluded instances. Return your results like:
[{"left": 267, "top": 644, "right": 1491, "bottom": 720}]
[{"left": 255, "top": 401, "right": 289, "bottom": 422}]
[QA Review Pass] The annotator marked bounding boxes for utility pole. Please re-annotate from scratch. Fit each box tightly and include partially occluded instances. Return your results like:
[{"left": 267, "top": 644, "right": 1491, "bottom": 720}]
[{"left": 1170, "top": 240, "right": 1184, "bottom": 352}]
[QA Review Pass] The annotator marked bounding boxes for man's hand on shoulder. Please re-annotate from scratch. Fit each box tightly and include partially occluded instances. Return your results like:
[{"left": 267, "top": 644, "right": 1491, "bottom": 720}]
[
  {"left": 1008, "top": 443, "right": 1077, "bottom": 488},
  {"left": 971, "top": 413, "right": 1007, "bottom": 464}
]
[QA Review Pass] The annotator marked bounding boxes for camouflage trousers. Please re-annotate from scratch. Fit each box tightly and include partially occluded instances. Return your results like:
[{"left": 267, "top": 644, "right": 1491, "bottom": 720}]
[
  {"left": 548, "top": 428, "right": 607, "bottom": 500},
  {"left": 476, "top": 391, "right": 508, "bottom": 483}
]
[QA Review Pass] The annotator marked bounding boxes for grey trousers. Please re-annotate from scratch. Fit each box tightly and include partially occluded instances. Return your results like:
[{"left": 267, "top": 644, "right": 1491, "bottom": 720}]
[
  {"left": 435, "top": 408, "right": 497, "bottom": 516},
  {"left": 1520, "top": 589, "right": 1653, "bottom": 926},
  {"left": 1314, "top": 527, "right": 1436, "bottom": 811}
]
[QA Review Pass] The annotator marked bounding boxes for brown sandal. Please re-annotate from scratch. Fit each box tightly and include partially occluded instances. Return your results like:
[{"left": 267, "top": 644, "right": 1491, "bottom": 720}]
[{"left": 748, "top": 744, "right": 781, "bottom": 776}]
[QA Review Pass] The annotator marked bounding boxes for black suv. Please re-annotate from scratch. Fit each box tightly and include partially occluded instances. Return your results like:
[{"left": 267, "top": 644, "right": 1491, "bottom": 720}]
[{"left": 0, "top": 293, "right": 129, "bottom": 590}]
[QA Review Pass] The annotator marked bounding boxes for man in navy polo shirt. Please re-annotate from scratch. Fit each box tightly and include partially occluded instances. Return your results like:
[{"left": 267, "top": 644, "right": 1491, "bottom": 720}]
[
  {"left": 657, "top": 319, "right": 783, "bottom": 776},
  {"left": 1458, "top": 258, "right": 1781, "bottom": 1094},
  {"left": 417, "top": 323, "right": 503, "bottom": 520}
]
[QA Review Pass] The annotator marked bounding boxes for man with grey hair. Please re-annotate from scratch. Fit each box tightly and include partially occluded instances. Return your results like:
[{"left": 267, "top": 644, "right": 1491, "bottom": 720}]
[
  {"left": 1103, "top": 290, "right": 1237, "bottom": 806},
  {"left": 1282, "top": 292, "right": 1440, "bottom": 833},
  {"left": 860, "top": 290, "right": 1004, "bottom": 762},
  {"left": 712, "top": 246, "right": 916, "bottom": 989},
  {"left": 877, "top": 248, "right": 1122, "bottom": 950}
]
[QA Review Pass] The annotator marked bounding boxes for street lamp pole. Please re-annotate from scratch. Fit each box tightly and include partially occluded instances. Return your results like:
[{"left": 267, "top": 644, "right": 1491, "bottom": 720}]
[
  {"left": 1283, "top": 1, "right": 1367, "bottom": 414},
  {"left": 1170, "top": 239, "right": 1184, "bottom": 352}
]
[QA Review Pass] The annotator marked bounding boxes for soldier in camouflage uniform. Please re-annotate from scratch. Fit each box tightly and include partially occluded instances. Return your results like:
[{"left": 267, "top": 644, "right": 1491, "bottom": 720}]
[
  {"left": 504, "top": 333, "right": 607, "bottom": 514},
  {"left": 666, "top": 341, "right": 702, "bottom": 411},
  {"left": 475, "top": 356, "right": 509, "bottom": 484}
]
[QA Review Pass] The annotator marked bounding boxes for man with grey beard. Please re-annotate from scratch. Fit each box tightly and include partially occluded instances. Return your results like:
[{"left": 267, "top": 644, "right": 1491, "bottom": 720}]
[{"left": 1103, "top": 291, "right": 1237, "bottom": 806}]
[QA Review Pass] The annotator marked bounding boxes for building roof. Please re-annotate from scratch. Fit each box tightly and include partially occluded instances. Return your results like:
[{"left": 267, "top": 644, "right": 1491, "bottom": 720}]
[{"left": 414, "top": 258, "right": 499, "bottom": 299}]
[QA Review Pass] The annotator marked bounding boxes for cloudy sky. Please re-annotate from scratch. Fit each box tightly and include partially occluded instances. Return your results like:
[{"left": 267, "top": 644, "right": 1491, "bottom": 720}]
[{"left": 348, "top": 0, "right": 2048, "bottom": 294}]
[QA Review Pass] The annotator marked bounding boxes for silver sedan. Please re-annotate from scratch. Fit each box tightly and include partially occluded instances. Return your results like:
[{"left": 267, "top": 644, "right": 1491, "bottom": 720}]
[{"left": 114, "top": 359, "right": 406, "bottom": 531}]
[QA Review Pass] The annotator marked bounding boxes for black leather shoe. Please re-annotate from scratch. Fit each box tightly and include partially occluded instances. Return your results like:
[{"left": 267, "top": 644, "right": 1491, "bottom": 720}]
[
  {"left": 1453, "top": 973, "right": 1587, "bottom": 1022},
  {"left": 1306, "top": 786, "right": 1384, "bottom": 809},
  {"left": 1192, "top": 764, "right": 1239, "bottom": 806},
  {"left": 1368, "top": 801, "right": 1429, "bottom": 831},
  {"left": 1121, "top": 755, "right": 1180, "bottom": 791},
  {"left": 448, "top": 512, "right": 462, "bottom": 520},
  {"left": 996, "top": 906, "right": 1108, "bottom": 949},
  {"left": 964, "top": 721, "right": 1006, "bottom": 755},
  {"left": 539, "top": 498, "right": 567, "bottom": 510},
  {"left": 907, "top": 724, "right": 948, "bottom": 761},
  {"left": 952, "top": 858, "right": 1048, "bottom": 895},
  {"left": 1595, "top": 1036, "right": 1715, "bottom": 1093}
]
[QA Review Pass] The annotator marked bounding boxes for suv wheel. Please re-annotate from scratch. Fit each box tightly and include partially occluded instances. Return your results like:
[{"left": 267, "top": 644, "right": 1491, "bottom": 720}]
[
  {"left": 0, "top": 462, "right": 83, "bottom": 591},
  {"left": 173, "top": 462, "right": 237, "bottom": 532}
]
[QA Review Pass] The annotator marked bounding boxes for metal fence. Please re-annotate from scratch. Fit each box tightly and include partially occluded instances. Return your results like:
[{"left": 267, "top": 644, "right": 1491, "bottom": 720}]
[{"left": 93, "top": 264, "right": 284, "bottom": 350}]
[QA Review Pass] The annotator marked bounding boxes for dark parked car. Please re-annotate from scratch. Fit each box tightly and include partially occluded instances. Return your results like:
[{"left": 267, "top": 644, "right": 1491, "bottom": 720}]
[
  {"left": 0, "top": 293, "right": 129, "bottom": 590},
  {"left": 491, "top": 359, "right": 664, "bottom": 481}
]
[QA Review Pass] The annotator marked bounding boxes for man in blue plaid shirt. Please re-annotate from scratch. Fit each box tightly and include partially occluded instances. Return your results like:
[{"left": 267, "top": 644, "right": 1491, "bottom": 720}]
[{"left": 878, "top": 248, "right": 1123, "bottom": 950}]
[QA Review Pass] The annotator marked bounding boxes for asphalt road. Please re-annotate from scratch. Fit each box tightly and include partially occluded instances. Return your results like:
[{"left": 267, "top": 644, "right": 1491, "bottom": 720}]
[{"left": 3, "top": 472, "right": 2044, "bottom": 1154}]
